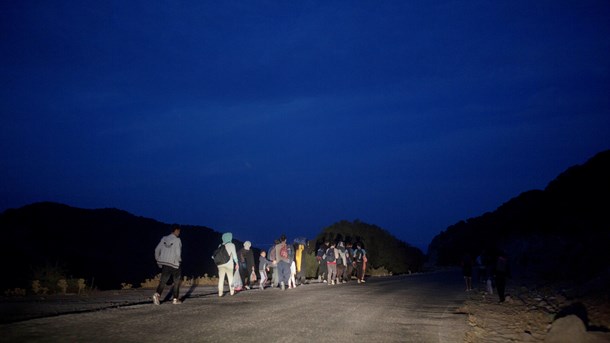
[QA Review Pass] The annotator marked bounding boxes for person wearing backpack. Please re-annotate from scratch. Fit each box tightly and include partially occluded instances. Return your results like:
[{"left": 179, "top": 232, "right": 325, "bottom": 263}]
[
  {"left": 325, "top": 242, "right": 338, "bottom": 285},
  {"left": 336, "top": 241, "right": 347, "bottom": 283},
  {"left": 216, "top": 232, "right": 238, "bottom": 297},
  {"left": 354, "top": 243, "right": 366, "bottom": 284},
  {"left": 274, "top": 234, "right": 292, "bottom": 290},
  {"left": 153, "top": 225, "right": 182, "bottom": 305},
  {"left": 268, "top": 240, "right": 279, "bottom": 288},
  {"left": 316, "top": 242, "right": 329, "bottom": 283},
  {"left": 345, "top": 242, "right": 355, "bottom": 282}
]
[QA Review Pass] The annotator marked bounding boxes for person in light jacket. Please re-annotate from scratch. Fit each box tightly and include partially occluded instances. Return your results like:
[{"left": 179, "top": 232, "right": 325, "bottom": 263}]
[
  {"left": 153, "top": 225, "right": 182, "bottom": 305},
  {"left": 217, "top": 232, "right": 239, "bottom": 297}
]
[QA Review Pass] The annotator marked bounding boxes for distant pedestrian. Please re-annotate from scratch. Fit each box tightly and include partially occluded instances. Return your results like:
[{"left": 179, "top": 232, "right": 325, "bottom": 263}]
[
  {"left": 216, "top": 232, "right": 239, "bottom": 297},
  {"left": 354, "top": 243, "right": 366, "bottom": 284},
  {"left": 258, "top": 250, "right": 271, "bottom": 290},
  {"left": 325, "top": 242, "right": 338, "bottom": 285},
  {"left": 238, "top": 241, "right": 255, "bottom": 290},
  {"left": 362, "top": 247, "right": 368, "bottom": 282},
  {"left": 293, "top": 237, "right": 308, "bottom": 285},
  {"left": 475, "top": 253, "right": 486, "bottom": 284},
  {"left": 495, "top": 251, "right": 511, "bottom": 302},
  {"left": 337, "top": 241, "right": 347, "bottom": 283},
  {"left": 274, "top": 234, "right": 293, "bottom": 290},
  {"left": 268, "top": 239, "right": 280, "bottom": 288},
  {"left": 316, "top": 241, "right": 329, "bottom": 282},
  {"left": 153, "top": 225, "right": 182, "bottom": 305},
  {"left": 346, "top": 242, "right": 354, "bottom": 281},
  {"left": 462, "top": 253, "right": 473, "bottom": 291}
]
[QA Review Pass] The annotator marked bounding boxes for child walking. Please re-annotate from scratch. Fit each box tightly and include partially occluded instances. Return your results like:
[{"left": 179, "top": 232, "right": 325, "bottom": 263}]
[{"left": 258, "top": 250, "right": 271, "bottom": 290}]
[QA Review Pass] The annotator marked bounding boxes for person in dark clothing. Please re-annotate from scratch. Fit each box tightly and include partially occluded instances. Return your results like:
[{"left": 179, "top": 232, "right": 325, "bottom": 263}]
[
  {"left": 345, "top": 242, "right": 354, "bottom": 281},
  {"left": 336, "top": 241, "right": 347, "bottom": 283},
  {"left": 268, "top": 239, "right": 279, "bottom": 288},
  {"left": 494, "top": 251, "right": 511, "bottom": 302},
  {"left": 238, "top": 241, "right": 256, "bottom": 290},
  {"left": 316, "top": 241, "right": 329, "bottom": 282},
  {"left": 354, "top": 243, "right": 366, "bottom": 284},
  {"left": 462, "top": 253, "right": 473, "bottom": 291}
]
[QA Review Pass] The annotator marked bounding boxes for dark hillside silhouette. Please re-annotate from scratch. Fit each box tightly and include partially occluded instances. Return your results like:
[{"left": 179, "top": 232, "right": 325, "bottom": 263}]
[
  {"left": 0, "top": 202, "right": 228, "bottom": 290},
  {"left": 428, "top": 149, "right": 610, "bottom": 281}
]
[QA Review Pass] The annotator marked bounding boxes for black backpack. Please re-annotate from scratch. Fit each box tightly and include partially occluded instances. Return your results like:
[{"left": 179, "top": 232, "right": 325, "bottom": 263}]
[
  {"left": 212, "top": 244, "right": 230, "bottom": 265},
  {"left": 354, "top": 249, "right": 363, "bottom": 263},
  {"left": 325, "top": 248, "right": 336, "bottom": 263}
]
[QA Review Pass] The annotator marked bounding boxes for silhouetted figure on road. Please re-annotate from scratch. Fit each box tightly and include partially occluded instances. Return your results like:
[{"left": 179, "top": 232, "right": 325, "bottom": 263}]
[
  {"left": 462, "top": 253, "right": 473, "bottom": 291},
  {"left": 495, "top": 251, "right": 511, "bottom": 302}
]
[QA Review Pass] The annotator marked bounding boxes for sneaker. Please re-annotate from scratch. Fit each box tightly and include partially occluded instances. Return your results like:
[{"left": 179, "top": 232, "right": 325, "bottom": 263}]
[
  {"left": 361, "top": 279, "right": 366, "bottom": 283},
  {"left": 357, "top": 279, "right": 361, "bottom": 284},
  {"left": 152, "top": 293, "right": 160, "bottom": 305},
  {"left": 280, "top": 282, "right": 285, "bottom": 291},
  {"left": 230, "top": 288, "right": 235, "bottom": 296},
  {"left": 172, "top": 298, "right": 182, "bottom": 305},
  {"left": 245, "top": 285, "right": 250, "bottom": 290}
]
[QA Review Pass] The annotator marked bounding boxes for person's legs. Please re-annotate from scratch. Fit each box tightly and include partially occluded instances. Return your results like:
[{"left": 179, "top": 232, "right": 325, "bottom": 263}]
[
  {"left": 155, "top": 266, "right": 172, "bottom": 296},
  {"left": 259, "top": 270, "right": 267, "bottom": 289},
  {"left": 217, "top": 266, "right": 227, "bottom": 296},
  {"left": 496, "top": 275, "right": 506, "bottom": 302},
  {"left": 327, "top": 264, "right": 335, "bottom": 284},
  {"left": 239, "top": 263, "right": 248, "bottom": 288},
  {"left": 346, "top": 264, "right": 353, "bottom": 281},
  {"left": 356, "top": 262, "right": 364, "bottom": 282},
  {"left": 170, "top": 267, "right": 181, "bottom": 300},
  {"left": 272, "top": 264, "right": 279, "bottom": 287},
  {"left": 278, "top": 261, "right": 290, "bottom": 289},
  {"left": 321, "top": 262, "right": 327, "bottom": 281},
  {"left": 227, "top": 265, "right": 235, "bottom": 295},
  {"left": 337, "top": 265, "right": 345, "bottom": 282},
  {"left": 289, "top": 273, "right": 295, "bottom": 288}
]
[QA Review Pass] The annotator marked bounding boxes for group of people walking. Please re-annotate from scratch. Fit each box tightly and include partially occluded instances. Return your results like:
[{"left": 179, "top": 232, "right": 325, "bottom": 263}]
[
  {"left": 462, "top": 250, "right": 511, "bottom": 303},
  {"left": 150, "top": 226, "right": 370, "bottom": 304},
  {"left": 315, "top": 240, "right": 368, "bottom": 285},
  {"left": 217, "top": 234, "right": 310, "bottom": 295}
]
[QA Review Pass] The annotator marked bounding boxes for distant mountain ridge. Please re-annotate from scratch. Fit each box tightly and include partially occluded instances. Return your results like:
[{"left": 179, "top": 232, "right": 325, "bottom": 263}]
[
  {"left": 428, "top": 149, "right": 610, "bottom": 281},
  {"left": 0, "top": 202, "right": 424, "bottom": 292},
  {"left": 0, "top": 202, "right": 228, "bottom": 290},
  {"left": 3, "top": 150, "right": 607, "bottom": 290}
]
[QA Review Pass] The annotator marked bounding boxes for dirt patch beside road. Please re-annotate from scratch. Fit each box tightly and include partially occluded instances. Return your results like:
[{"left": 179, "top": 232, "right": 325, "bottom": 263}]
[{"left": 461, "top": 278, "right": 610, "bottom": 342}]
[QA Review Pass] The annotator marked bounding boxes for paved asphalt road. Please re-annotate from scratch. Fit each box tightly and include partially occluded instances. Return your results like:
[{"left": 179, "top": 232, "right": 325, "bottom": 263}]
[{"left": 2, "top": 270, "right": 469, "bottom": 342}]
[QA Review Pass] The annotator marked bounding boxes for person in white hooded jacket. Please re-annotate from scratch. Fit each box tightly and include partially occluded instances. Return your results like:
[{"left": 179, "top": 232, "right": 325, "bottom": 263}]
[{"left": 152, "top": 226, "right": 182, "bottom": 305}]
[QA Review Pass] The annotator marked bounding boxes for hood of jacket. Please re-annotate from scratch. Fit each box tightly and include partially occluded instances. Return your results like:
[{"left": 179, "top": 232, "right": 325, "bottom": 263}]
[{"left": 222, "top": 232, "right": 233, "bottom": 244}]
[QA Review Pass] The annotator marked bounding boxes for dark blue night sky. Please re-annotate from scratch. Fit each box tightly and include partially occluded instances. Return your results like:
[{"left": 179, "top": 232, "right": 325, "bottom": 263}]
[{"left": 2, "top": 1, "right": 609, "bottom": 250}]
